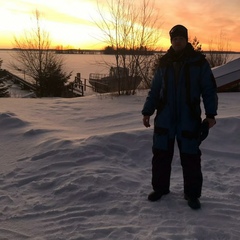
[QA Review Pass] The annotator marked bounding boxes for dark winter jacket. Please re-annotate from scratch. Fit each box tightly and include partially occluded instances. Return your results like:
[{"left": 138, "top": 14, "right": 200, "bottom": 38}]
[{"left": 142, "top": 43, "right": 218, "bottom": 154}]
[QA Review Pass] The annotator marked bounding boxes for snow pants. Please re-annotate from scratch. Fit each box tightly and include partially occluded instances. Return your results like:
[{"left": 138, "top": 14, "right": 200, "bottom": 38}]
[{"left": 151, "top": 139, "right": 203, "bottom": 198}]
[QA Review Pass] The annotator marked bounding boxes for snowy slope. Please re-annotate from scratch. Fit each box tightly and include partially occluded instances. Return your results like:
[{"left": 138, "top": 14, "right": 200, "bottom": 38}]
[{"left": 0, "top": 92, "right": 240, "bottom": 240}]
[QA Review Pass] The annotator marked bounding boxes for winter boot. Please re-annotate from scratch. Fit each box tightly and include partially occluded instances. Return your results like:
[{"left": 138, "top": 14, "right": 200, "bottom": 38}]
[
  {"left": 184, "top": 194, "right": 201, "bottom": 209},
  {"left": 148, "top": 190, "right": 170, "bottom": 202}
]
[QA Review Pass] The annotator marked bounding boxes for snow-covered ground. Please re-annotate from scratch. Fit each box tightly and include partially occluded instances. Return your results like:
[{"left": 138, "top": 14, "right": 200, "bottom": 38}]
[{"left": 0, "top": 91, "right": 240, "bottom": 240}]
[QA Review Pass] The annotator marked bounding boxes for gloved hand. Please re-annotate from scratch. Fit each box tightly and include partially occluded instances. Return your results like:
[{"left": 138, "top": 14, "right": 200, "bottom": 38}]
[
  {"left": 198, "top": 119, "right": 209, "bottom": 144},
  {"left": 143, "top": 115, "right": 151, "bottom": 128},
  {"left": 205, "top": 117, "right": 216, "bottom": 128}
]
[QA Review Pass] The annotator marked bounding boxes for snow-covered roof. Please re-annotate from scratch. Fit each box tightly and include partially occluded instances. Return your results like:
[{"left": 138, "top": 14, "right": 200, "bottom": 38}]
[{"left": 212, "top": 57, "right": 240, "bottom": 88}]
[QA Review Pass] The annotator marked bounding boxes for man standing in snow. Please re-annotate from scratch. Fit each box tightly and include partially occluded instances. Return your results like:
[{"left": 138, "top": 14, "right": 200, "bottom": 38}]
[{"left": 142, "top": 25, "right": 218, "bottom": 209}]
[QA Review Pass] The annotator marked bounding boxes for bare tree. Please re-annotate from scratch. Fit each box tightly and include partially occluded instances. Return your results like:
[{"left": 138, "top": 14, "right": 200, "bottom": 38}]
[
  {"left": 95, "top": 0, "right": 162, "bottom": 94},
  {"left": 206, "top": 30, "right": 231, "bottom": 67},
  {"left": 191, "top": 36, "right": 202, "bottom": 52},
  {"left": 11, "top": 10, "right": 71, "bottom": 97}
]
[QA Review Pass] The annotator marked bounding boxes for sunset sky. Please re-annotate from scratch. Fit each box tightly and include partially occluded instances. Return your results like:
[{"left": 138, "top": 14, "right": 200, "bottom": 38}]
[{"left": 0, "top": 0, "right": 239, "bottom": 51}]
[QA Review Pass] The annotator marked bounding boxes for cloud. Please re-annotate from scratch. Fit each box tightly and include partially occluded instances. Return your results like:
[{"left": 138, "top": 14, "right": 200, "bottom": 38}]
[
  {"left": 155, "top": 0, "right": 240, "bottom": 51},
  {"left": 1, "top": 0, "right": 240, "bottom": 51}
]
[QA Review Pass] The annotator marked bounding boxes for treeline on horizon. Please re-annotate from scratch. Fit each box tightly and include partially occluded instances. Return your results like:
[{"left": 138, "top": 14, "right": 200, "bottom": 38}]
[{"left": 1, "top": 48, "right": 239, "bottom": 55}]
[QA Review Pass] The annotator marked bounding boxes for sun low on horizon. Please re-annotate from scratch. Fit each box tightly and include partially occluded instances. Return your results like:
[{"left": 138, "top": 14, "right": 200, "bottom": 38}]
[{"left": 0, "top": 0, "right": 240, "bottom": 52}]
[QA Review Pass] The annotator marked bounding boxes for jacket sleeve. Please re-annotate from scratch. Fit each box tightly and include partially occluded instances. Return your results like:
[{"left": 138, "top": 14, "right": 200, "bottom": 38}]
[
  {"left": 200, "top": 61, "right": 218, "bottom": 117},
  {"left": 141, "top": 69, "right": 163, "bottom": 116}
]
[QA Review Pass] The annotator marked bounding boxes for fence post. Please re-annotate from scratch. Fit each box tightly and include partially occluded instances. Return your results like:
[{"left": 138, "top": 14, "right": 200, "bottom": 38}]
[
  {"left": 76, "top": 73, "right": 81, "bottom": 83},
  {"left": 75, "top": 73, "right": 84, "bottom": 96},
  {"left": 84, "top": 79, "right": 86, "bottom": 91}
]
